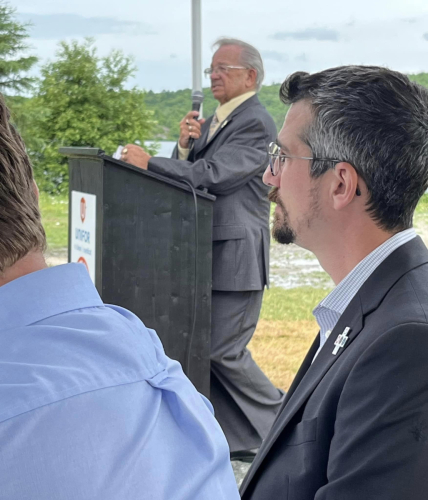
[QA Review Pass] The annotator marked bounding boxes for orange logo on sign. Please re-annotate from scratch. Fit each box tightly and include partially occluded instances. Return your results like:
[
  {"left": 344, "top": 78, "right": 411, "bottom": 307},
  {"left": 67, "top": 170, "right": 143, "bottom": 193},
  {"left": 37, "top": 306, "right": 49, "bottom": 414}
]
[
  {"left": 77, "top": 256, "right": 90, "bottom": 273},
  {"left": 80, "top": 197, "right": 86, "bottom": 223}
]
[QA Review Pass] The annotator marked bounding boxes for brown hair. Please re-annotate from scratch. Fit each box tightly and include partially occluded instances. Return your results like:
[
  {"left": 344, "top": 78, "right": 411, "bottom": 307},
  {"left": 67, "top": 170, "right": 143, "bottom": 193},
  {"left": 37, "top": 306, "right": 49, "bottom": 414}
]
[{"left": 0, "top": 93, "right": 46, "bottom": 272}]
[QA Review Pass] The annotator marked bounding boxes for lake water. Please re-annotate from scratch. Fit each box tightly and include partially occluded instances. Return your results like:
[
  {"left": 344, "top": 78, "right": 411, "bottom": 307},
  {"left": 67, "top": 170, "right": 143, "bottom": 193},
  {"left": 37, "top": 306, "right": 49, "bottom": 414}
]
[{"left": 145, "top": 140, "right": 176, "bottom": 158}]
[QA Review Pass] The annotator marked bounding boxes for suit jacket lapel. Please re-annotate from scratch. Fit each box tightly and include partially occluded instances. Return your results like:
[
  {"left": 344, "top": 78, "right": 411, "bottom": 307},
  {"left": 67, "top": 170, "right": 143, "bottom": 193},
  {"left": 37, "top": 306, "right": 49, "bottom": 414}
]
[
  {"left": 192, "top": 116, "right": 212, "bottom": 157},
  {"left": 241, "top": 301, "right": 364, "bottom": 493},
  {"left": 241, "top": 236, "right": 428, "bottom": 496},
  {"left": 273, "top": 332, "right": 320, "bottom": 420},
  {"left": 193, "top": 94, "right": 261, "bottom": 157},
  {"left": 206, "top": 116, "right": 232, "bottom": 145},
  {"left": 193, "top": 115, "right": 233, "bottom": 157}
]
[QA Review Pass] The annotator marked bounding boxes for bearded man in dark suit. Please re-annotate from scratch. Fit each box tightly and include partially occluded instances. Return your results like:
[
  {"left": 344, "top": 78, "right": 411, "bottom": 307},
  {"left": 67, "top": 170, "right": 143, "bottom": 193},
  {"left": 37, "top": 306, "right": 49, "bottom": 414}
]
[
  {"left": 122, "top": 38, "right": 284, "bottom": 458},
  {"left": 240, "top": 66, "right": 428, "bottom": 499}
]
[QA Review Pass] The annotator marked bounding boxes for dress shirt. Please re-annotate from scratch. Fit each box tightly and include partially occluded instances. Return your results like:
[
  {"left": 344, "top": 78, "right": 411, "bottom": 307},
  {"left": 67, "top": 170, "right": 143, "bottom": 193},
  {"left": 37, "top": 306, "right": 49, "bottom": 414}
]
[
  {"left": 313, "top": 228, "right": 417, "bottom": 359},
  {"left": 178, "top": 91, "right": 257, "bottom": 160},
  {"left": 0, "top": 263, "right": 239, "bottom": 499}
]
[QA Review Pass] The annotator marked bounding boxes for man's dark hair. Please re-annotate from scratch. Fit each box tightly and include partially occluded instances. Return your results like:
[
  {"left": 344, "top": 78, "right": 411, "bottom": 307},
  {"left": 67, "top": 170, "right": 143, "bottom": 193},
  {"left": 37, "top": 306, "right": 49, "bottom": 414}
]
[
  {"left": 280, "top": 66, "right": 428, "bottom": 232},
  {"left": 0, "top": 93, "right": 46, "bottom": 272}
]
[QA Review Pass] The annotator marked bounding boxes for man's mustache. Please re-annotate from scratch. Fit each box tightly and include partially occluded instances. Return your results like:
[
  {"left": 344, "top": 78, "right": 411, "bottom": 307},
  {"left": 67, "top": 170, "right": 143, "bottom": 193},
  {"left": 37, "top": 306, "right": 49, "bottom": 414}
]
[{"left": 268, "top": 187, "right": 279, "bottom": 203}]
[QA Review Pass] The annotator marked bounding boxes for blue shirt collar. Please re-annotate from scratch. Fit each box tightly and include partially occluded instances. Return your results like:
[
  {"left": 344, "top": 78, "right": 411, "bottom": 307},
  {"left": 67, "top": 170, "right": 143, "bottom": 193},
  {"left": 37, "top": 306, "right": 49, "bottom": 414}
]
[{"left": 0, "top": 263, "right": 103, "bottom": 331}]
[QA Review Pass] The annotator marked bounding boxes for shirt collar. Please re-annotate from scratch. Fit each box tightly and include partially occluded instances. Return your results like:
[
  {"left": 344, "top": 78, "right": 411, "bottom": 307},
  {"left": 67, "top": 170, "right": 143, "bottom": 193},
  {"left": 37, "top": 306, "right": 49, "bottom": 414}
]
[
  {"left": 314, "top": 228, "right": 417, "bottom": 320},
  {"left": 0, "top": 263, "right": 103, "bottom": 331},
  {"left": 215, "top": 91, "right": 256, "bottom": 124}
]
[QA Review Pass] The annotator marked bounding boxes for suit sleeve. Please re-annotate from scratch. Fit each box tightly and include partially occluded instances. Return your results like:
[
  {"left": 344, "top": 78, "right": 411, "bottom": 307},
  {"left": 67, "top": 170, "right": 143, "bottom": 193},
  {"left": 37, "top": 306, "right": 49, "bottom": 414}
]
[
  {"left": 315, "top": 323, "right": 428, "bottom": 500},
  {"left": 148, "top": 115, "right": 270, "bottom": 196}
]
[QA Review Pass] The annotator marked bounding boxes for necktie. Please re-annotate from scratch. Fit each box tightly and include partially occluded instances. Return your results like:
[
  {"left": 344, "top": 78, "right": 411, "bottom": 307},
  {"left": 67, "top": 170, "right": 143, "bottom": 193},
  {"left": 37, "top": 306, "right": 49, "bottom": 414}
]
[{"left": 207, "top": 114, "right": 219, "bottom": 141}]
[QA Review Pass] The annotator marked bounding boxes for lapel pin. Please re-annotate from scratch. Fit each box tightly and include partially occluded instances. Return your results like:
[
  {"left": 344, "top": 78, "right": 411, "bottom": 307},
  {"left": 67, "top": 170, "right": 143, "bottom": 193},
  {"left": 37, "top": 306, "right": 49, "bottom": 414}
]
[
  {"left": 332, "top": 327, "right": 351, "bottom": 355},
  {"left": 221, "top": 120, "right": 228, "bottom": 128}
]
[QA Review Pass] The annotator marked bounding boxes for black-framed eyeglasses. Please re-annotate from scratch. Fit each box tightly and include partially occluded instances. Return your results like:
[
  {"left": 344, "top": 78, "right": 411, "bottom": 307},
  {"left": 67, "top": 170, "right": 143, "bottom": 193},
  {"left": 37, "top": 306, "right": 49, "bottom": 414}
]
[{"left": 268, "top": 142, "right": 343, "bottom": 176}]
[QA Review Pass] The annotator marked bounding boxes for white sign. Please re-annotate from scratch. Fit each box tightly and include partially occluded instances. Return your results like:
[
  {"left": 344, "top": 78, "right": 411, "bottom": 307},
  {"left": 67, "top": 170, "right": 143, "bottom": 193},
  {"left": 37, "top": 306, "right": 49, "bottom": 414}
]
[{"left": 71, "top": 191, "right": 96, "bottom": 282}]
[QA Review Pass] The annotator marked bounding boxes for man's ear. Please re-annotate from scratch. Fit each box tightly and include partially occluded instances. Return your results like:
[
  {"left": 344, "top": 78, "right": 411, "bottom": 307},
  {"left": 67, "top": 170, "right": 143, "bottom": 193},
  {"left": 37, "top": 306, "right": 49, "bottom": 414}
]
[
  {"left": 331, "top": 162, "right": 360, "bottom": 211},
  {"left": 246, "top": 68, "right": 257, "bottom": 89},
  {"left": 33, "top": 180, "right": 39, "bottom": 201}
]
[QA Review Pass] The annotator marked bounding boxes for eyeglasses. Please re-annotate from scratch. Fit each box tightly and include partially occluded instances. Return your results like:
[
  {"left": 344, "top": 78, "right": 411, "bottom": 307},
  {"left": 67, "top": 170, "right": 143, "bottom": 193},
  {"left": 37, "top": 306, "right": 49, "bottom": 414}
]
[
  {"left": 268, "top": 142, "right": 342, "bottom": 176},
  {"left": 204, "top": 65, "right": 248, "bottom": 77}
]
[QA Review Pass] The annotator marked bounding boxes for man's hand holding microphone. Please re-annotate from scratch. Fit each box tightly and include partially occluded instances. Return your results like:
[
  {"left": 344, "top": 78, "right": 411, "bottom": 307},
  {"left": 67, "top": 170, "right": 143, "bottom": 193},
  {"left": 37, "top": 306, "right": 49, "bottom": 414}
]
[
  {"left": 121, "top": 90, "right": 205, "bottom": 168},
  {"left": 179, "top": 111, "right": 206, "bottom": 149}
]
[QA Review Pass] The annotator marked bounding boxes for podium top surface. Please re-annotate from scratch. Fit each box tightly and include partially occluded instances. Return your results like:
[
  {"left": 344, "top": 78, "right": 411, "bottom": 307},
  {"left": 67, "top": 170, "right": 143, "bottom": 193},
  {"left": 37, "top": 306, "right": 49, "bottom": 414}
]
[
  {"left": 61, "top": 147, "right": 216, "bottom": 202},
  {"left": 60, "top": 147, "right": 104, "bottom": 157}
]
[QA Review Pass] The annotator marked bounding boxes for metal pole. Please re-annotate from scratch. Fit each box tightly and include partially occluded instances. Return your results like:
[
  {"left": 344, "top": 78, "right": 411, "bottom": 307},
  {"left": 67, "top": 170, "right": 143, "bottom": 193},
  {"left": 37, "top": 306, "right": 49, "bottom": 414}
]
[{"left": 191, "top": 0, "right": 203, "bottom": 116}]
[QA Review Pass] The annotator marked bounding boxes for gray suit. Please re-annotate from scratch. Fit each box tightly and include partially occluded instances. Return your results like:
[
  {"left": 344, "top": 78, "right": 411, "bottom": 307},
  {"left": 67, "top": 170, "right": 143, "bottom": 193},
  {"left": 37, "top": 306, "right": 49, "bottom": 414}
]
[{"left": 148, "top": 95, "right": 284, "bottom": 451}]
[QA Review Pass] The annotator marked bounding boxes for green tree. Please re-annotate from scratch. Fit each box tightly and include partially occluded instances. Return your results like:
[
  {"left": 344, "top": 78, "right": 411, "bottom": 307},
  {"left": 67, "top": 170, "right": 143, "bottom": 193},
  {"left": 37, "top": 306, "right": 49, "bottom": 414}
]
[
  {"left": 144, "top": 83, "right": 289, "bottom": 141},
  {"left": 0, "top": 2, "right": 37, "bottom": 93},
  {"left": 7, "top": 94, "right": 46, "bottom": 157},
  {"left": 144, "top": 71, "right": 428, "bottom": 141},
  {"left": 409, "top": 73, "right": 428, "bottom": 88},
  {"left": 34, "top": 38, "right": 156, "bottom": 193}
]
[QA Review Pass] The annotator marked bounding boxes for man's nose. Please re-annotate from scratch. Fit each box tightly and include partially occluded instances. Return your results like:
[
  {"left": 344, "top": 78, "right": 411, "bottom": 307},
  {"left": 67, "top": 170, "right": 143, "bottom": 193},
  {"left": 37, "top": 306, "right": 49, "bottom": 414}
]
[
  {"left": 263, "top": 164, "right": 277, "bottom": 187},
  {"left": 210, "top": 71, "right": 220, "bottom": 82}
]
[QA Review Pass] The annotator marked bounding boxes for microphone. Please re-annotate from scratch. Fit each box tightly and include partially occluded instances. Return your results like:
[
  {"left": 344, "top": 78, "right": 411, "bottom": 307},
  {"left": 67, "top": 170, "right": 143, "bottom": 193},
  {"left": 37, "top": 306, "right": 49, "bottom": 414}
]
[{"left": 188, "top": 90, "right": 204, "bottom": 150}]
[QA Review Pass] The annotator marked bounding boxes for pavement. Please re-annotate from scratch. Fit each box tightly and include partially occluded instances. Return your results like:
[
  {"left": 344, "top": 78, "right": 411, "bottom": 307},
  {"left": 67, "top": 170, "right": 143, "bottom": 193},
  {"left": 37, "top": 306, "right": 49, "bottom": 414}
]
[{"left": 231, "top": 460, "right": 251, "bottom": 487}]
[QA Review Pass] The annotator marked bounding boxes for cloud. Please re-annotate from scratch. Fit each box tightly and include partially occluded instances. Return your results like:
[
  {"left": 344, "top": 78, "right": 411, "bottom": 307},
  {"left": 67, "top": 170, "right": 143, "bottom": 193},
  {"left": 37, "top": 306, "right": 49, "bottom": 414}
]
[
  {"left": 136, "top": 59, "right": 191, "bottom": 92},
  {"left": 295, "top": 53, "right": 308, "bottom": 62},
  {"left": 17, "top": 13, "right": 156, "bottom": 39},
  {"left": 403, "top": 18, "right": 418, "bottom": 24},
  {"left": 271, "top": 27, "right": 339, "bottom": 42},
  {"left": 261, "top": 50, "right": 288, "bottom": 62},
  {"left": 423, "top": 33, "right": 428, "bottom": 41}
]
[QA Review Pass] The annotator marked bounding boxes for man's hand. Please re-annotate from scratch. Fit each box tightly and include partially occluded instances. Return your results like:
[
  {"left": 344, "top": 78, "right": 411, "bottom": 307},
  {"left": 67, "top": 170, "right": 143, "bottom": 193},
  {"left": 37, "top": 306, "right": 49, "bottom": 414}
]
[
  {"left": 121, "top": 144, "right": 152, "bottom": 170},
  {"left": 179, "top": 111, "right": 206, "bottom": 149}
]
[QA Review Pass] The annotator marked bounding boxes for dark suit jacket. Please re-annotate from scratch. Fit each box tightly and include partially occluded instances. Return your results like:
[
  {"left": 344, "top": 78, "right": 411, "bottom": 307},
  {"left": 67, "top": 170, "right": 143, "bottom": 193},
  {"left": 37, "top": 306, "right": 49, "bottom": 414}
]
[
  {"left": 148, "top": 95, "right": 277, "bottom": 291},
  {"left": 241, "top": 236, "right": 428, "bottom": 499}
]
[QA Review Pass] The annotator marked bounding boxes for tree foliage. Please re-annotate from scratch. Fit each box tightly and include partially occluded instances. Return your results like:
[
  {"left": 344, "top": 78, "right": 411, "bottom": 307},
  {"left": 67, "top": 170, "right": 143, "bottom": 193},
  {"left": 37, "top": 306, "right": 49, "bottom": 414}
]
[
  {"left": 145, "top": 73, "right": 428, "bottom": 141},
  {"left": 0, "top": 1, "right": 37, "bottom": 94},
  {"left": 33, "top": 39, "right": 155, "bottom": 193},
  {"left": 145, "top": 84, "right": 289, "bottom": 141},
  {"left": 408, "top": 72, "right": 428, "bottom": 88},
  {"left": 2, "top": 22, "right": 427, "bottom": 194}
]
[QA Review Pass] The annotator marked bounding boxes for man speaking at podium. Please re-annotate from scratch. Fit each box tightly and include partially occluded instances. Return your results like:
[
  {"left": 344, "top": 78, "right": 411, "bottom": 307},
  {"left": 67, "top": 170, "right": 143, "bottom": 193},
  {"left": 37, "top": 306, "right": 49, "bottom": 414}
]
[{"left": 122, "top": 37, "right": 285, "bottom": 458}]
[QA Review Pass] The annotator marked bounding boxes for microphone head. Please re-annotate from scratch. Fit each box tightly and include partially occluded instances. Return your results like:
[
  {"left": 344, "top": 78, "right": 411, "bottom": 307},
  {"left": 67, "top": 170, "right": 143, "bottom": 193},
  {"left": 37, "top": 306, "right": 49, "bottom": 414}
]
[{"left": 191, "top": 90, "right": 204, "bottom": 105}]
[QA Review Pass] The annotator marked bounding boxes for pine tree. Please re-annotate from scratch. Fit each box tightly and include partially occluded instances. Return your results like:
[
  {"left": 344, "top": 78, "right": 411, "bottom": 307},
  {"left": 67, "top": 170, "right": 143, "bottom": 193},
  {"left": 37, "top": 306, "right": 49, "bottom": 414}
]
[
  {"left": 34, "top": 39, "right": 155, "bottom": 192},
  {"left": 0, "top": 2, "right": 37, "bottom": 93}
]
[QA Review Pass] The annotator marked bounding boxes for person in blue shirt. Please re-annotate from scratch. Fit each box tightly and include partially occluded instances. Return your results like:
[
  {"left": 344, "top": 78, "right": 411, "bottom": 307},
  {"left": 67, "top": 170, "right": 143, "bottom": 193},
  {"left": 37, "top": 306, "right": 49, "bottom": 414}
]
[{"left": 0, "top": 96, "right": 239, "bottom": 498}]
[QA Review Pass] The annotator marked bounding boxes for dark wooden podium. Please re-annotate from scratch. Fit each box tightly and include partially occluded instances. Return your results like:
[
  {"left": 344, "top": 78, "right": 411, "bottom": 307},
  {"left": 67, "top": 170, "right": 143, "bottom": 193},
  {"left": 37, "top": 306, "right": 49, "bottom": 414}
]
[{"left": 61, "top": 147, "right": 215, "bottom": 396}]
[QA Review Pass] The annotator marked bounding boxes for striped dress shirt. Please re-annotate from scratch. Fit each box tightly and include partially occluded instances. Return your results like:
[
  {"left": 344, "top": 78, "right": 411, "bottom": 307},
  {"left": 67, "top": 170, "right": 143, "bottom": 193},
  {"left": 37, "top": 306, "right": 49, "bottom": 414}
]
[{"left": 313, "top": 228, "right": 417, "bottom": 359}]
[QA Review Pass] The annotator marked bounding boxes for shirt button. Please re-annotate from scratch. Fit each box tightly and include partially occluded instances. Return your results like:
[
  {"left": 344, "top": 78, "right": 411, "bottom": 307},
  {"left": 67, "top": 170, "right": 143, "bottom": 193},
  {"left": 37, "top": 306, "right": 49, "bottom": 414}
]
[{"left": 325, "top": 329, "right": 332, "bottom": 339}]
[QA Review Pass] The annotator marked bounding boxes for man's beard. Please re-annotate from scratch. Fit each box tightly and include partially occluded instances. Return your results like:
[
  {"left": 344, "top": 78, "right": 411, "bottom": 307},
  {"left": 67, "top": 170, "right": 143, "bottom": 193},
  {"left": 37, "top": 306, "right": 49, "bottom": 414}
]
[{"left": 268, "top": 187, "right": 296, "bottom": 245}]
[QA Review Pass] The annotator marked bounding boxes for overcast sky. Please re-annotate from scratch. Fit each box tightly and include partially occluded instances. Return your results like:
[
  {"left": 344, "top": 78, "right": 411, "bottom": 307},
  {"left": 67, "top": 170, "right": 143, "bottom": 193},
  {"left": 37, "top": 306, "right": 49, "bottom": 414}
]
[{"left": 14, "top": 0, "right": 428, "bottom": 92}]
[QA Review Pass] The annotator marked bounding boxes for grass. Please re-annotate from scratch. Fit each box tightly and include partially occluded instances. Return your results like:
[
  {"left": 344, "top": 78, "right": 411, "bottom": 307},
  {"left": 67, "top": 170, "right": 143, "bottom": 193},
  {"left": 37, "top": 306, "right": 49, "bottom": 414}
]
[
  {"left": 39, "top": 193, "right": 428, "bottom": 391},
  {"left": 39, "top": 193, "right": 68, "bottom": 250},
  {"left": 250, "top": 286, "right": 330, "bottom": 390},
  {"left": 416, "top": 194, "right": 428, "bottom": 215},
  {"left": 249, "top": 319, "right": 318, "bottom": 390},
  {"left": 415, "top": 194, "right": 428, "bottom": 226},
  {"left": 259, "top": 286, "right": 329, "bottom": 322}
]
